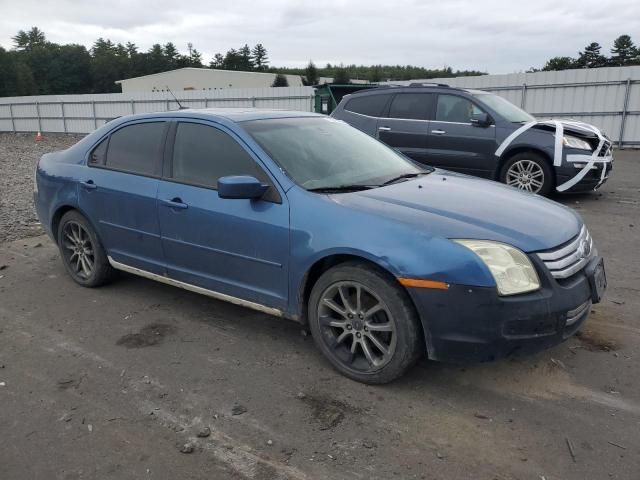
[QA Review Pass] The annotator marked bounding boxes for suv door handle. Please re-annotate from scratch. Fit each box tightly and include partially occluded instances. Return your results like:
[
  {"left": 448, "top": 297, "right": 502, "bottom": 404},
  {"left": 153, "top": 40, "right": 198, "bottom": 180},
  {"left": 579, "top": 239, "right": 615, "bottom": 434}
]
[
  {"left": 160, "top": 198, "right": 188, "bottom": 210},
  {"left": 80, "top": 180, "right": 97, "bottom": 190},
  {"left": 378, "top": 126, "right": 391, "bottom": 131},
  {"left": 431, "top": 129, "right": 446, "bottom": 135}
]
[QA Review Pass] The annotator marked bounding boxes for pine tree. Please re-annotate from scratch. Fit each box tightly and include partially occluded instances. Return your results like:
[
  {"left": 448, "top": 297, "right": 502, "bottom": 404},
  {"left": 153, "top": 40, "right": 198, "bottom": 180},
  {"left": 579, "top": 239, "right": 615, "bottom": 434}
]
[
  {"left": 610, "top": 35, "right": 637, "bottom": 66},
  {"left": 542, "top": 56, "right": 576, "bottom": 71},
  {"left": 304, "top": 60, "right": 318, "bottom": 85},
  {"left": 252, "top": 44, "right": 269, "bottom": 71},
  {"left": 271, "top": 73, "right": 289, "bottom": 87},
  {"left": 210, "top": 53, "right": 225, "bottom": 69},
  {"left": 577, "top": 42, "right": 607, "bottom": 68},
  {"left": 333, "top": 65, "right": 351, "bottom": 84},
  {"left": 238, "top": 44, "right": 254, "bottom": 70},
  {"left": 163, "top": 42, "right": 179, "bottom": 68}
]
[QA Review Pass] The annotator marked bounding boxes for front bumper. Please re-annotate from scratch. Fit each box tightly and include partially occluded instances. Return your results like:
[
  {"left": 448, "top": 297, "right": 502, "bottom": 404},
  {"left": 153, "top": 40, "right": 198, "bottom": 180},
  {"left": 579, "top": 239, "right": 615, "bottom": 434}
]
[
  {"left": 557, "top": 152, "right": 613, "bottom": 192},
  {"left": 408, "top": 256, "right": 603, "bottom": 363}
]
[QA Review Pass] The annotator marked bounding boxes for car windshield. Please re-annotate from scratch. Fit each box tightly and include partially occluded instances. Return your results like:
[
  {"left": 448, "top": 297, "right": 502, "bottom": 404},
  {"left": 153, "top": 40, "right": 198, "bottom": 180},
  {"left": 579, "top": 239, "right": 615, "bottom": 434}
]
[
  {"left": 472, "top": 92, "right": 535, "bottom": 123},
  {"left": 242, "top": 117, "right": 428, "bottom": 191}
]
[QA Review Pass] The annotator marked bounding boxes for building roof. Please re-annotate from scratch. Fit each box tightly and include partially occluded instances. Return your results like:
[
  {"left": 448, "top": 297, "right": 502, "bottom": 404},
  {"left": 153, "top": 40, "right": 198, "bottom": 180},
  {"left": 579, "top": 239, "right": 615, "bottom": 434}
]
[{"left": 115, "top": 67, "right": 300, "bottom": 84}]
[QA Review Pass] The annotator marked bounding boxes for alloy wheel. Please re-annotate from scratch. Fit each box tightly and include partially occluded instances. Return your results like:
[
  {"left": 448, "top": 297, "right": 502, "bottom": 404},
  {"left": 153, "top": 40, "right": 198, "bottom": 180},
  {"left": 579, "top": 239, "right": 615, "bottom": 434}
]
[
  {"left": 317, "top": 281, "right": 397, "bottom": 372},
  {"left": 61, "top": 221, "right": 95, "bottom": 279},
  {"left": 506, "top": 159, "right": 545, "bottom": 193}
]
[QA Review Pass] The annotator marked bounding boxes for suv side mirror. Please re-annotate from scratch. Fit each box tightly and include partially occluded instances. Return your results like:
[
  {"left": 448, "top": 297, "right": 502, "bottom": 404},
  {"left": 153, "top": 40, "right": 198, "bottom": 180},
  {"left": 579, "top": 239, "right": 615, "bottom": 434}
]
[
  {"left": 217, "top": 176, "right": 269, "bottom": 200},
  {"left": 470, "top": 112, "right": 491, "bottom": 127}
]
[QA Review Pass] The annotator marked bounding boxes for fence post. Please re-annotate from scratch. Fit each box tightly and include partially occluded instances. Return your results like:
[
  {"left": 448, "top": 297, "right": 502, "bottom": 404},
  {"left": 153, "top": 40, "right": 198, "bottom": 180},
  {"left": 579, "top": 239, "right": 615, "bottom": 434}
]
[
  {"left": 520, "top": 83, "right": 527, "bottom": 109},
  {"left": 9, "top": 103, "right": 15, "bottom": 132},
  {"left": 618, "top": 78, "right": 631, "bottom": 149},
  {"left": 36, "top": 101, "right": 42, "bottom": 133},
  {"left": 204, "top": 98, "right": 209, "bottom": 108},
  {"left": 61, "top": 102, "right": 67, "bottom": 133},
  {"left": 251, "top": 97, "right": 256, "bottom": 107},
  {"left": 92, "top": 101, "right": 97, "bottom": 129},
  {"left": 166, "top": 98, "right": 170, "bottom": 111},
  {"left": 131, "top": 100, "right": 135, "bottom": 114}
]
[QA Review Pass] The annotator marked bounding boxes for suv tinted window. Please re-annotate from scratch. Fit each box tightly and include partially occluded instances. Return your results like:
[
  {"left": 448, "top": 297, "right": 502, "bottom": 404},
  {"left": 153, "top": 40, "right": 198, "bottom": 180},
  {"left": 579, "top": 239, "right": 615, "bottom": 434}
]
[
  {"left": 435, "top": 94, "right": 484, "bottom": 123},
  {"left": 105, "top": 122, "right": 165, "bottom": 175},
  {"left": 388, "top": 93, "right": 433, "bottom": 120},
  {"left": 345, "top": 94, "right": 392, "bottom": 117},
  {"left": 172, "top": 123, "right": 263, "bottom": 188}
]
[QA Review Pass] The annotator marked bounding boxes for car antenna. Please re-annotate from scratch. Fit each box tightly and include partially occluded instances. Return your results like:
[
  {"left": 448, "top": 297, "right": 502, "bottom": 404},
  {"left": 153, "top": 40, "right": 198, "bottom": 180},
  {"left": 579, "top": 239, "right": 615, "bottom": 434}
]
[{"left": 166, "top": 86, "right": 188, "bottom": 110}]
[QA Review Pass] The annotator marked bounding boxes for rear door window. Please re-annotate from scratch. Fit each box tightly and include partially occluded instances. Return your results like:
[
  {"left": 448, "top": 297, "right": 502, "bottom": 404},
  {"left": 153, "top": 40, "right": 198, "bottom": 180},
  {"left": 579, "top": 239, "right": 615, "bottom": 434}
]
[
  {"left": 387, "top": 93, "right": 434, "bottom": 120},
  {"left": 344, "top": 94, "right": 392, "bottom": 117},
  {"left": 435, "top": 95, "right": 484, "bottom": 123},
  {"left": 104, "top": 122, "right": 165, "bottom": 176},
  {"left": 171, "top": 122, "right": 265, "bottom": 188}
]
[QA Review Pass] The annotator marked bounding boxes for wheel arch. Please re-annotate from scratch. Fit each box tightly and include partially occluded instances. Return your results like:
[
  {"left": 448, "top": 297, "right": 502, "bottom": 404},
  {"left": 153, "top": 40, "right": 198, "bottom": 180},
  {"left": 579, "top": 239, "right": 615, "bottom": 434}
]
[
  {"left": 495, "top": 146, "right": 554, "bottom": 182},
  {"left": 297, "top": 253, "right": 422, "bottom": 332},
  {"left": 50, "top": 205, "right": 102, "bottom": 247}
]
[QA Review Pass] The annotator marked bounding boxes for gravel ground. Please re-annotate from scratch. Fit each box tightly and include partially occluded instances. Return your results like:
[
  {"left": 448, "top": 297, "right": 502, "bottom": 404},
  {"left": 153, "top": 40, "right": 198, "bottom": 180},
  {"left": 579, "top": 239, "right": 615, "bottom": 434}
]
[{"left": 0, "top": 133, "right": 84, "bottom": 243}]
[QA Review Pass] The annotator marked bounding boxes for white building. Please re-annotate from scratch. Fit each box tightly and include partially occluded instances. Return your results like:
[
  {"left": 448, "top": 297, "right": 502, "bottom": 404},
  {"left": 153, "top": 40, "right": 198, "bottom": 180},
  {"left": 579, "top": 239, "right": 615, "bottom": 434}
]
[{"left": 116, "top": 67, "right": 304, "bottom": 93}]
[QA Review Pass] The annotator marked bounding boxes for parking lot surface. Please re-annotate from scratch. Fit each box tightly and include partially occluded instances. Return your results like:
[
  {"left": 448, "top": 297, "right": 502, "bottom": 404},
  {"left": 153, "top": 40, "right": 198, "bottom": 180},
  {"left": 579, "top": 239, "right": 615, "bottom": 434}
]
[{"left": 1, "top": 135, "right": 639, "bottom": 479}]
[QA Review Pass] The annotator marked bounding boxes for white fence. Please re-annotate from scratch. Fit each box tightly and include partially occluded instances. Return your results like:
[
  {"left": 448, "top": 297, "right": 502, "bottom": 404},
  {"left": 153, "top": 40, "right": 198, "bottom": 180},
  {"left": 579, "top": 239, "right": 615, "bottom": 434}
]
[
  {"left": 0, "top": 86, "right": 315, "bottom": 134},
  {"left": 382, "top": 66, "right": 640, "bottom": 148}
]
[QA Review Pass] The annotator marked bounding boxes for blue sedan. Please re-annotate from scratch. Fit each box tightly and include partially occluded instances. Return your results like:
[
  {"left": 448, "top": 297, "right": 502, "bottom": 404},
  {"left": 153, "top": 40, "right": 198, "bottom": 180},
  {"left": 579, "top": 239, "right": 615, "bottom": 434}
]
[{"left": 34, "top": 109, "right": 607, "bottom": 383}]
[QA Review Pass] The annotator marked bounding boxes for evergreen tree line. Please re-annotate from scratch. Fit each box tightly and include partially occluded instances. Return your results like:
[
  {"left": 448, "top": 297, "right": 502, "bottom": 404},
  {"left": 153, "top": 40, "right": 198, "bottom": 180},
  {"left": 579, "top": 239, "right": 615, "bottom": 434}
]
[{"left": 534, "top": 35, "right": 640, "bottom": 72}]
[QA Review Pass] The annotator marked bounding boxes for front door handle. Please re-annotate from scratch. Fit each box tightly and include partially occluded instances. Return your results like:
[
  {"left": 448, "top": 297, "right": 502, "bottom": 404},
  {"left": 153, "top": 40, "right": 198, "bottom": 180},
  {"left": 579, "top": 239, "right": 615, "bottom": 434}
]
[
  {"left": 80, "top": 180, "right": 97, "bottom": 190},
  {"left": 160, "top": 198, "right": 188, "bottom": 210},
  {"left": 431, "top": 129, "right": 446, "bottom": 135},
  {"left": 378, "top": 126, "right": 391, "bottom": 131}
]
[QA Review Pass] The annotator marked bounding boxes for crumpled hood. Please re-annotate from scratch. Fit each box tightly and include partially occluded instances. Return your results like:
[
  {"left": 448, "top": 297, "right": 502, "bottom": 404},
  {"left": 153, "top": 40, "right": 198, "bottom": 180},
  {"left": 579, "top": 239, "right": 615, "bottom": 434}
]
[{"left": 332, "top": 171, "right": 582, "bottom": 253}]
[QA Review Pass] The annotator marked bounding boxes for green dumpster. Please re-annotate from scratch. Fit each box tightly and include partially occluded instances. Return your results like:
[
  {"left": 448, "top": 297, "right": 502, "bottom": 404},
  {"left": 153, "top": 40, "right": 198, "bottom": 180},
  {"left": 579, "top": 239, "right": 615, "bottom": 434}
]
[{"left": 314, "top": 84, "right": 375, "bottom": 115}]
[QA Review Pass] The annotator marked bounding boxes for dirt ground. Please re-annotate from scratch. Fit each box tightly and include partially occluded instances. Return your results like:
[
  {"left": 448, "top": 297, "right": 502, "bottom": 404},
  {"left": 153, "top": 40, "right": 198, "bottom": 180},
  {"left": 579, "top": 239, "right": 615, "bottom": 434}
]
[{"left": 0, "top": 135, "right": 639, "bottom": 480}]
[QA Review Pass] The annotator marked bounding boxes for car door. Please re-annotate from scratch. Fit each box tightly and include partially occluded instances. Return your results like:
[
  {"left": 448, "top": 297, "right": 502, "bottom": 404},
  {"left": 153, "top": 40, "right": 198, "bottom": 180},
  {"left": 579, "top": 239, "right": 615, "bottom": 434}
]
[
  {"left": 157, "top": 120, "right": 289, "bottom": 310},
  {"left": 79, "top": 120, "right": 167, "bottom": 274},
  {"left": 333, "top": 93, "right": 393, "bottom": 137},
  {"left": 375, "top": 93, "right": 435, "bottom": 166},
  {"left": 426, "top": 94, "right": 497, "bottom": 177}
]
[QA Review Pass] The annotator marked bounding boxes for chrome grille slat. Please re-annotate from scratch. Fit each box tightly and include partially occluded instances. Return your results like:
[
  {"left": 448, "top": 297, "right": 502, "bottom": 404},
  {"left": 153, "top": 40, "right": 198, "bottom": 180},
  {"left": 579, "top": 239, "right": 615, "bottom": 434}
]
[{"left": 537, "top": 226, "right": 595, "bottom": 279}]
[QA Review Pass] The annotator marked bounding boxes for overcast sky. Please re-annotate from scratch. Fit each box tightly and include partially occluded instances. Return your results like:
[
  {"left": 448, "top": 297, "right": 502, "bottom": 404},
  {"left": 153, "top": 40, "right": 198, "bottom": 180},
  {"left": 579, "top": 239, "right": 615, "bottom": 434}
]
[{"left": 0, "top": 0, "right": 639, "bottom": 74}]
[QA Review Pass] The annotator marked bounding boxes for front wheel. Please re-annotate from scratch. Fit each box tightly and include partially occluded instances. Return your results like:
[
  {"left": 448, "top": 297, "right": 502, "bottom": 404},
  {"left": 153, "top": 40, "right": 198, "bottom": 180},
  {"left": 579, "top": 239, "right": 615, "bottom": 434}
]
[
  {"left": 500, "top": 152, "right": 553, "bottom": 196},
  {"left": 308, "top": 262, "right": 423, "bottom": 384}
]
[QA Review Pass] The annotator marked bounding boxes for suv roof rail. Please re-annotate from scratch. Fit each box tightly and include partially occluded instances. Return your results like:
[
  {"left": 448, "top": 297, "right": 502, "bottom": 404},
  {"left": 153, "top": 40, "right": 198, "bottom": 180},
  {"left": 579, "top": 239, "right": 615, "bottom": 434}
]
[{"left": 409, "top": 82, "right": 452, "bottom": 87}]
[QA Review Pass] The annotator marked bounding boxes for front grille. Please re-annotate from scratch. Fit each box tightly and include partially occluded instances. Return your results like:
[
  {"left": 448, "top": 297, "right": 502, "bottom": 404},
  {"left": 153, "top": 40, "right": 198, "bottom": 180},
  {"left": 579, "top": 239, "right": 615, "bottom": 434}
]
[{"left": 537, "top": 226, "right": 595, "bottom": 279}]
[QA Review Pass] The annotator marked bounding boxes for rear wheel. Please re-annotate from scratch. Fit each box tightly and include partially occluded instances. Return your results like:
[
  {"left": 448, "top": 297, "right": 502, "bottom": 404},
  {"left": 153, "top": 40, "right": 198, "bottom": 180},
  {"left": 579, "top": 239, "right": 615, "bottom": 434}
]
[
  {"left": 500, "top": 152, "right": 553, "bottom": 196},
  {"left": 308, "top": 262, "right": 423, "bottom": 384},
  {"left": 57, "top": 210, "right": 115, "bottom": 287}
]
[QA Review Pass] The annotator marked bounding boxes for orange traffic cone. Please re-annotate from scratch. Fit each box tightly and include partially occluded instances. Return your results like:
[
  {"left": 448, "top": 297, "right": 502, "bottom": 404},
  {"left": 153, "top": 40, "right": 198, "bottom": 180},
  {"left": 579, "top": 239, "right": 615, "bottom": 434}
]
[{"left": 35, "top": 131, "right": 43, "bottom": 142}]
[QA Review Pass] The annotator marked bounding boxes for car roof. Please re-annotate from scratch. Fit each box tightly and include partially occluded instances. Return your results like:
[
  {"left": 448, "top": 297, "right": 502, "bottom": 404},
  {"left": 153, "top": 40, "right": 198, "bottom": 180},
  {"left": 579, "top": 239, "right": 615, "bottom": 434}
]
[
  {"left": 115, "top": 108, "right": 322, "bottom": 124},
  {"left": 347, "top": 84, "right": 477, "bottom": 97}
]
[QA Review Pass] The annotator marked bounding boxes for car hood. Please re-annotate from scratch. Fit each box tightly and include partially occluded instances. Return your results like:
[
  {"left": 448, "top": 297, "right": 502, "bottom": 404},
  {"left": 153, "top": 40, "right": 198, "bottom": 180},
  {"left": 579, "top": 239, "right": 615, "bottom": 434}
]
[{"left": 331, "top": 171, "right": 582, "bottom": 253}]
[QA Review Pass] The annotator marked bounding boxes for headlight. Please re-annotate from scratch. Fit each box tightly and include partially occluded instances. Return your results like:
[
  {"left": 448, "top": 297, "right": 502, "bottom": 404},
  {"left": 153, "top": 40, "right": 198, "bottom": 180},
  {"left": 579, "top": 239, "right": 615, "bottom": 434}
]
[
  {"left": 454, "top": 240, "right": 540, "bottom": 296},
  {"left": 563, "top": 135, "right": 592, "bottom": 150}
]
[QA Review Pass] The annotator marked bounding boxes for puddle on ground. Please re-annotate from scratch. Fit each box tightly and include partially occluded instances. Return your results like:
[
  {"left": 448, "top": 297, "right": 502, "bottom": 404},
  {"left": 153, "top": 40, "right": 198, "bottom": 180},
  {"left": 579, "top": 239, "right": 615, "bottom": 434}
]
[{"left": 116, "top": 323, "right": 176, "bottom": 348}]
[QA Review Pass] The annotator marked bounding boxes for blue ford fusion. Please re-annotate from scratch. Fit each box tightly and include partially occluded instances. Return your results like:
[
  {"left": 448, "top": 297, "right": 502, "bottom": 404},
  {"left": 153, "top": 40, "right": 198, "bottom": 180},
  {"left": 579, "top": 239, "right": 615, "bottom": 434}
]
[{"left": 34, "top": 109, "right": 607, "bottom": 383}]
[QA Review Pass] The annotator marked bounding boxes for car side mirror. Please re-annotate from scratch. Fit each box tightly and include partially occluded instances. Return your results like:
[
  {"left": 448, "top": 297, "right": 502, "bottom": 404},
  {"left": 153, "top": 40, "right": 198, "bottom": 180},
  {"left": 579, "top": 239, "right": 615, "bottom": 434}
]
[
  {"left": 470, "top": 112, "right": 491, "bottom": 127},
  {"left": 217, "top": 175, "right": 269, "bottom": 200}
]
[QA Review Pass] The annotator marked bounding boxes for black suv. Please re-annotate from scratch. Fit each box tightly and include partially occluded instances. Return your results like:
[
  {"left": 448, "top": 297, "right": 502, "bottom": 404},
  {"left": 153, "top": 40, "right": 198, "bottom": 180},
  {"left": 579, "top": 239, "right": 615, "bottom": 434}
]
[{"left": 331, "top": 84, "right": 613, "bottom": 195}]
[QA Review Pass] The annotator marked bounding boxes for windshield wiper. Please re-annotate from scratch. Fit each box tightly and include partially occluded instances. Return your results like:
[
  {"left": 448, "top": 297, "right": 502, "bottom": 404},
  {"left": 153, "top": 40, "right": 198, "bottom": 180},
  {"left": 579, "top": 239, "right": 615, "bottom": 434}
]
[
  {"left": 307, "top": 184, "right": 377, "bottom": 193},
  {"left": 381, "top": 171, "right": 430, "bottom": 186}
]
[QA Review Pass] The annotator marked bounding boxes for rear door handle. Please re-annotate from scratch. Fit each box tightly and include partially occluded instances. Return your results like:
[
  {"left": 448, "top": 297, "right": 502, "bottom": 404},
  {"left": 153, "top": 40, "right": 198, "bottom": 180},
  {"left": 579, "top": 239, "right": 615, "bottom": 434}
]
[
  {"left": 378, "top": 126, "right": 391, "bottom": 131},
  {"left": 80, "top": 180, "right": 97, "bottom": 190},
  {"left": 160, "top": 198, "right": 188, "bottom": 210},
  {"left": 431, "top": 129, "right": 446, "bottom": 135}
]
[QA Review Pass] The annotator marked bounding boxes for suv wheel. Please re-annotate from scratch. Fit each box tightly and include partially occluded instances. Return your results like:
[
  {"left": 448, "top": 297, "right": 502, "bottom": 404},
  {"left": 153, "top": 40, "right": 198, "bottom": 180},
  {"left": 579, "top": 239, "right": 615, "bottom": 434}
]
[
  {"left": 308, "top": 262, "right": 423, "bottom": 384},
  {"left": 500, "top": 152, "right": 553, "bottom": 195}
]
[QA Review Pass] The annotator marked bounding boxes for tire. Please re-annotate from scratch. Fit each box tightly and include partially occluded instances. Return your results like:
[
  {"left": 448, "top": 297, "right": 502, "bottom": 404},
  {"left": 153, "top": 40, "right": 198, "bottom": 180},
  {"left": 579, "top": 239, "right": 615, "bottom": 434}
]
[
  {"left": 308, "top": 262, "right": 423, "bottom": 384},
  {"left": 57, "top": 210, "right": 116, "bottom": 287},
  {"left": 499, "top": 151, "right": 553, "bottom": 196}
]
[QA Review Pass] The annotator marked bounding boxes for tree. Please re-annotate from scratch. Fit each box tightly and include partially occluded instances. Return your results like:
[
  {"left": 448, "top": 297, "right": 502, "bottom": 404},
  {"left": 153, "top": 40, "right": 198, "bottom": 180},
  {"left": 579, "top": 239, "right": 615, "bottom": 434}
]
[
  {"left": 369, "top": 65, "right": 383, "bottom": 82},
  {"left": 222, "top": 48, "right": 241, "bottom": 70},
  {"left": 542, "top": 56, "right": 576, "bottom": 71},
  {"left": 610, "top": 35, "right": 637, "bottom": 66},
  {"left": 577, "top": 42, "right": 607, "bottom": 68},
  {"left": 14, "top": 62, "right": 37, "bottom": 95},
  {"left": 238, "top": 44, "right": 254, "bottom": 70},
  {"left": 12, "top": 27, "right": 46, "bottom": 51},
  {"left": 271, "top": 73, "right": 289, "bottom": 87},
  {"left": 188, "top": 48, "right": 203, "bottom": 67},
  {"left": 163, "top": 42, "right": 179, "bottom": 69},
  {"left": 252, "top": 44, "right": 269, "bottom": 71},
  {"left": 304, "top": 60, "right": 318, "bottom": 85},
  {"left": 333, "top": 65, "right": 351, "bottom": 84},
  {"left": 210, "top": 53, "right": 225, "bottom": 69}
]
